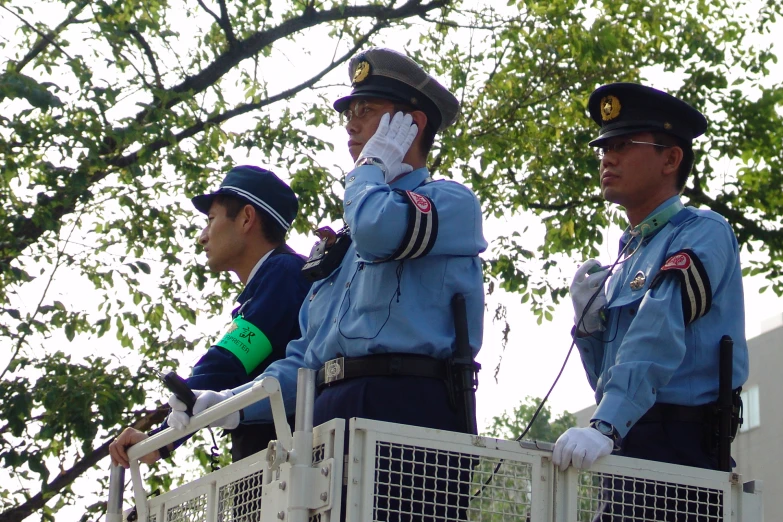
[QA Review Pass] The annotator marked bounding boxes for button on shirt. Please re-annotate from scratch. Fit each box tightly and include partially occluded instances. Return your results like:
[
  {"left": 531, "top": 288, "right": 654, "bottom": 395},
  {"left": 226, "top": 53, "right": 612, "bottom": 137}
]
[
  {"left": 575, "top": 196, "right": 749, "bottom": 437},
  {"left": 236, "top": 166, "right": 487, "bottom": 422}
]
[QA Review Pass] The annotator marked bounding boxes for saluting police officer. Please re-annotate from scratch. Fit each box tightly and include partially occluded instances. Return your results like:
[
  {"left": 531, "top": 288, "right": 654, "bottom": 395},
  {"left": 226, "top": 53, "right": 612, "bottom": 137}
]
[
  {"left": 552, "top": 84, "right": 749, "bottom": 519},
  {"left": 171, "top": 48, "right": 487, "bottom": 520},
  {"left": 109, "top": 166, "right": 310, "bottom": 468}
]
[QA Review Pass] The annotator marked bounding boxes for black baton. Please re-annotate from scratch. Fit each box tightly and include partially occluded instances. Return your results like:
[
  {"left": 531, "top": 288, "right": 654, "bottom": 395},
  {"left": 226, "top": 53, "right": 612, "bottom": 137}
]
[
  {"left": 718, "top": 335, "right": 733, "bottom": 472},
  {"left": 451, "top": 294, "right": 479, "bottom": 435}
]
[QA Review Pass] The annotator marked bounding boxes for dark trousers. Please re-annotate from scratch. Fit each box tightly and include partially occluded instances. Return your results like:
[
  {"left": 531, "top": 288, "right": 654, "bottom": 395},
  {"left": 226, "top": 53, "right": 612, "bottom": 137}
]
[
  {"left": 313, "top": 375, "right": 473, "bottom": 522},
  {"left": 594, "top": 421, "right": 723, "bottom": 521}
]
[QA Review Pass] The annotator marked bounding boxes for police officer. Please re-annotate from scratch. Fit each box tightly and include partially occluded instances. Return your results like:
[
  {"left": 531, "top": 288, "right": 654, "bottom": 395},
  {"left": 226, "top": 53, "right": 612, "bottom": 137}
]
[
  {"left": 552, "top": 84, "right": 749, "bottom": 518},
  {"left": 172, "top": 48, "right": 486, "bottom": 520},
  {"left": 109, "top": 166, "right": 310, "bottom": 467}
]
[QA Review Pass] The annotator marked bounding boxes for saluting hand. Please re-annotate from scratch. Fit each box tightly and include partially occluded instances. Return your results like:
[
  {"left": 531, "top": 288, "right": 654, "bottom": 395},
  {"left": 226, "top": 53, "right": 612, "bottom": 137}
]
[{"left": 357, "top": 111, "right": 418, "bottom": 183}]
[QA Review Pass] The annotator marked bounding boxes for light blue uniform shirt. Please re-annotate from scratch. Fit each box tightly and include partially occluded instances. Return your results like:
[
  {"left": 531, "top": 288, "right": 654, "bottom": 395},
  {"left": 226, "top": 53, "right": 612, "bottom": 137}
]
[
  {"left": 236, "top": 166, "right": 487, "bottom": 422},
  {"left": 576, "top": 196, "right": 749, "bottom": 438}
]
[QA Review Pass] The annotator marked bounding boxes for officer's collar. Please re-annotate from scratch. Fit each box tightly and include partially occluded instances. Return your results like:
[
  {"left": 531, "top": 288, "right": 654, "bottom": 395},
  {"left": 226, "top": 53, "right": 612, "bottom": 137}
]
[
  {"left": 389, "top": 167, "right": 430, "bottom": 191},
  {"left": 620, "top": 195, "right": 684, "bottom": 248},
  {"left": 237, "top": 249, "right": 274, "bottom": 303}
]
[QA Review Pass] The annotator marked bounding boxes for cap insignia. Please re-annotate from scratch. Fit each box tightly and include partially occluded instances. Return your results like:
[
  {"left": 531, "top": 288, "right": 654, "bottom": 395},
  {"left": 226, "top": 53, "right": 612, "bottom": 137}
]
[
  {"left": 600, "top": 95, "right": 621, "bottom": 121},
  {"left": 664, "top": 122, "right": 672, "bottom": 130},
  {"left": 353, "top": 60, "right": 370, "bottom": 85}
]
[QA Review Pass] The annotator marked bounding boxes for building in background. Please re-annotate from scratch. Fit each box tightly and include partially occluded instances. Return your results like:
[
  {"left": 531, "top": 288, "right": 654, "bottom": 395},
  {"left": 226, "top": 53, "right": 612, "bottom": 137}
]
[{"left": 571, "top": 316, "right": 783, "bottom": 520}]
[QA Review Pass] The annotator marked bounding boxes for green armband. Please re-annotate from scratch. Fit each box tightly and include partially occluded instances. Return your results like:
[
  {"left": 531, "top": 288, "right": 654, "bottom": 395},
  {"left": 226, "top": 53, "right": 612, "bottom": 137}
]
[{"left": 215, "top": 315, "right": 272, "bottom": 374}]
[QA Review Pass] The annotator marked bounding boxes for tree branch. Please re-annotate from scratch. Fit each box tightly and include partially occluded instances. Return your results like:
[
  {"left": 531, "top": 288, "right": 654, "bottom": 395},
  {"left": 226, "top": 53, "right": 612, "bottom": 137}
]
[
  {"left": 134, "top": 0, "right": 449, "bottom": 124},
  {"left": 0, "top": 211, "right": 84, "bottom": 380},
  {"left": 0, "top": 0, "right": 450, "bottom": 276},
  {"left": 196, "top": 0, "right": 221, "bottom": 26},
  {"left": 217, "top": 0, "right": 237, "bottom": 46},
  {"left": 684, "top": 185, "right": 782, "bottom": 246},
  {"left": 128, "top": 29, "right": 163, "bottom": 89},
  {"left": 8, "top": 1, "right": 88, "bottom": 73},
  {"left": 1, "top": 4, "right": 76, "bottom": 69},
  {"left": 117, "top": 23, "right": 384, "bottom": 168},
  {"left": 0, "top": 407, "right": 168, "bottom": 522},
  {"left": 196, "top": 0, "right": 237, "bottom": 47}
]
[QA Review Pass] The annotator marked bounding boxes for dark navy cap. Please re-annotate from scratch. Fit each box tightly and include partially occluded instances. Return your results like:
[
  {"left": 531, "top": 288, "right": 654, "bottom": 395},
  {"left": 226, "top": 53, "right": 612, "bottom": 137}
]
[
  {"left": 192, "top": 166, "right": 298, "bottom": 232},
  {"left": 587, "top": 83, "right": 708, "bottom": 146},
  {"left": 332, "top": 47, "right": 459, "bottom": 133}
]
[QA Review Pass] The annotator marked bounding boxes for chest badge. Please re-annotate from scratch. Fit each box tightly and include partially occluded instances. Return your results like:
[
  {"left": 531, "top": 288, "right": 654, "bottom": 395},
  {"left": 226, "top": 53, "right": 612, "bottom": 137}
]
[{"left": 629, "top": 271, "right": 646, "bottom": 291}]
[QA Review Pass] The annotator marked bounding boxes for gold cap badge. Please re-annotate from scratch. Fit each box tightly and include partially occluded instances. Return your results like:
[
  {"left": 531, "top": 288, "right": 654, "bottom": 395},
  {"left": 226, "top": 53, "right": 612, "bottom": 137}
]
[
  {"left": 353, "top": 60, "right": 370, "bottom": 84},
  {"left": 600, "top": 95, "right": 621, "bottom": 121}
]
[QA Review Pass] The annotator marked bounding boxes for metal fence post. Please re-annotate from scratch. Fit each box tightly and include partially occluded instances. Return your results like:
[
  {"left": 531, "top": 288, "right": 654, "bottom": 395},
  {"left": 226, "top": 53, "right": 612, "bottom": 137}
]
[
  {"left": 287, "top": 368, "right": 317, "bottom": 522},
  {"left": 106, "top": 464, "right": 125, "bottom": 522}
]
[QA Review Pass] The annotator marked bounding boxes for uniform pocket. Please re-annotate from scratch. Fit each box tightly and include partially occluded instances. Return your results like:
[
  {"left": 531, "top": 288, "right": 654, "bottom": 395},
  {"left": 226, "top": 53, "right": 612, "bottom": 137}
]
[{"left": 307, "top": 275, "right": 337, "bottom": 332}]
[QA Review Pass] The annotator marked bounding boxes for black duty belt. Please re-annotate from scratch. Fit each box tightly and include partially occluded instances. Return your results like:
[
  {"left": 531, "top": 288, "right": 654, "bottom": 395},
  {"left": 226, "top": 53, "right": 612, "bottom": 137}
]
[
  {"left": 637, "top": 402, "right": 714, "bottom": 424},
  {"left": 316, "top": 354, "right": 447, "bottom": 390}
]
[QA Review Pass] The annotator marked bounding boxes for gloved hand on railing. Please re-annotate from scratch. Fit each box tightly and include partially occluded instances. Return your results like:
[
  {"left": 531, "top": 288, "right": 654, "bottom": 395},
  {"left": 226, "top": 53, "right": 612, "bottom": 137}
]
[
  {"left": 571, "top": 259, "right": 608, "bottom": 335},
  {"left": 356, "top": 111, "right": 418, "bottom": 183},
  {"left": 552, "top": 426, "right": 613, "bottom": 471},
  {"left": 167, "top": 390, "right": 239, "bottom": 430}
]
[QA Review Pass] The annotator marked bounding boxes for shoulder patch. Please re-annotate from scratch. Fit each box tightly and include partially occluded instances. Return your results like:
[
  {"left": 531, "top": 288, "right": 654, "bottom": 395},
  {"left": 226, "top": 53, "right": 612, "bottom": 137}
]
[
  {"left": 385, "top": 189, "right": 439, "bottom": 261},
  {"left": 406, "top": 190, "right": 432, "bottom": 214},
  {"left": 661, "top": 252, "right": 691, "bottom": 271},
  {"left": 652, "top": 249, "right": 712, "bottom": 325}
]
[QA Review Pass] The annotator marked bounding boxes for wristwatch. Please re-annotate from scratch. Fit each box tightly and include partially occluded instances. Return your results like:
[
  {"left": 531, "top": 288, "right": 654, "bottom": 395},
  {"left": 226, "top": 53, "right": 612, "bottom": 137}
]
[
  {"left": 591, "top": 420, "right": 622, "bottom": 450},
  {"left": 354, "top": 156, "right": 389, "bottom": 178}
]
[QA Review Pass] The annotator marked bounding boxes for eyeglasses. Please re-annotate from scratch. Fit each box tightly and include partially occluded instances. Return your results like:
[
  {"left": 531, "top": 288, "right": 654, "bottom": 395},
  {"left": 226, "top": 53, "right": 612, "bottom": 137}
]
[
  {"left": 339, "top": 99, "right": 388, "bottom": 125},
  {"left": 593, "top": 139, "right": 672, "bottom": 160}
]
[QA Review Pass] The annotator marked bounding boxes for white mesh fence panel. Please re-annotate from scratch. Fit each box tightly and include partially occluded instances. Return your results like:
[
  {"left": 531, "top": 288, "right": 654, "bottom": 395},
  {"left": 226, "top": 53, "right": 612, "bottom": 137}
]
[
  {"left": 349, "top": 419, "right": 547, "bottom": 522},
  {"left": 137, "top": 420, "right": 345, "bottom": 522},
  {"left": 216, "top": 469, "right": 264, "bottom": 521},
  {"left": 127, "top": 418, "right": 757, "bottom": 522},
  {"left": 467, "top": 456, "right": 533, "bottom": 521},
  {"left": 576, "top": 470, "right": 724, "bottom": 522},
  {"left": 163, "top": 494, "right": 208, "bottom": 522},
  {"left": 370, "top": 443, "right": 535, "bottom": 521},
  {"left": 347, "top": 419, "right": 749, "bottom": 522}
]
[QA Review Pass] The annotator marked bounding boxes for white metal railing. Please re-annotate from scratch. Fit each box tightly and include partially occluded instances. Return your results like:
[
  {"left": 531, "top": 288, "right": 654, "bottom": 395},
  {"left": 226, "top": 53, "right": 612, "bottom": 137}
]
[
  {"left": 346, "top": 419, "right": 763, "bottom": 522},
  {"left": 108, "top": 374, "right": 296, "bottom": 522},
  {"left": 109, "top": 372, "right": 764, "bottom": 522}
]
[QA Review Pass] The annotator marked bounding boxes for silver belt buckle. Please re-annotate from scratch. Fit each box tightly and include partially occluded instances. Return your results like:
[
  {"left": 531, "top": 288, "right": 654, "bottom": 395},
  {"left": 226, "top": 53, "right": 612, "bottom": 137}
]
[{"left": 323, "top": 357, "right": 345, "bottom": 384}]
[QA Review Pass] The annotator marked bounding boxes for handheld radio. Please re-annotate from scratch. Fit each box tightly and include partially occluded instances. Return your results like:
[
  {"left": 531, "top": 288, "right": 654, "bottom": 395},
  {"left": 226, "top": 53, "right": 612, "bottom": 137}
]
[{"left": 158, "top": 371, "right": 196, "bottom": 416}]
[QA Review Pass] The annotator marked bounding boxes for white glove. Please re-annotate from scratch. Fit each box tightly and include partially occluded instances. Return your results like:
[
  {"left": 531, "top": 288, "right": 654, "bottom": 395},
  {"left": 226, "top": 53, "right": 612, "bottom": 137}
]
[
  {"left": 167, "top": 390, "right": 239, "bottom": 431},
  {"left": 357, "top": 111, "right": 418, "bottom": 183},
  {"left": 571, "top": 259, "right": 608, "bottom": 334},
  {"left": 552, "top": 426, "right": 614, "bottom": 471}
]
